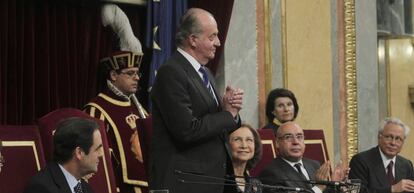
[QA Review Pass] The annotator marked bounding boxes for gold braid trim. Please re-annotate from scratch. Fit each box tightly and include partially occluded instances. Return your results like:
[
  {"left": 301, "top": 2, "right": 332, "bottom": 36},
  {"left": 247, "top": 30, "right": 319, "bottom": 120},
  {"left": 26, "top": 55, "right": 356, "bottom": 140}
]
[{"left": 344, "top": 0, "right": 358, "bottom": 162}]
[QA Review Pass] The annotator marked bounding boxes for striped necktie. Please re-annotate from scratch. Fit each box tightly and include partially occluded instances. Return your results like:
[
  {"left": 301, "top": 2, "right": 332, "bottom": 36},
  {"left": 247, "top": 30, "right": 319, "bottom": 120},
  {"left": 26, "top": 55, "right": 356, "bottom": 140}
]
[
  {"left": 199, "top": 66, "right": 215, "bottom": 99},
  {"left": 74, "top": 182, "right": 84, "bottom": 193}
]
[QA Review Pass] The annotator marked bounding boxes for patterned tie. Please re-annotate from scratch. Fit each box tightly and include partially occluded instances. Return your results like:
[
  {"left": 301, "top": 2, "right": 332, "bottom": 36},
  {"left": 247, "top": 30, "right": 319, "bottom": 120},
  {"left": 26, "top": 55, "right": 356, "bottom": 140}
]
[
  {"left": 294, "top": 163, "right": 308, "bottom": 180},
  {"left": 387, "top": 161, "right": 395, "bottom": 185},
  {"left": 198, "top": 66, "right": 216, "bottom": 99},
  {"left": 74, "top": 182, "right": 84, "bottom": 193}
]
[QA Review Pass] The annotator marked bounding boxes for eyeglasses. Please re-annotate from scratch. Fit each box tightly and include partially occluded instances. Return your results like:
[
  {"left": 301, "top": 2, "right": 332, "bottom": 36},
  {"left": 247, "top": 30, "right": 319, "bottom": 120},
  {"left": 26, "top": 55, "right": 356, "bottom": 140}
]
[
  {"left": 120, "top": 70, "right": 142, "bottom": 79},
  {"left": 278, "top": 134, "right": 304, "bottom": 142},
  {"left": 380, "top": 133, "right": 405, "bottom": 143}
]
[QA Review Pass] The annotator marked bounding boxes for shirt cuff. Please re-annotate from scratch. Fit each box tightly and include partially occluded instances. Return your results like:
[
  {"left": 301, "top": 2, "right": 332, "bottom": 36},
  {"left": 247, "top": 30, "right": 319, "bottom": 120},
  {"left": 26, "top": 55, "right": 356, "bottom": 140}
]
[{"left": 312, "top": 186, "right": 323, "bottom": 193}]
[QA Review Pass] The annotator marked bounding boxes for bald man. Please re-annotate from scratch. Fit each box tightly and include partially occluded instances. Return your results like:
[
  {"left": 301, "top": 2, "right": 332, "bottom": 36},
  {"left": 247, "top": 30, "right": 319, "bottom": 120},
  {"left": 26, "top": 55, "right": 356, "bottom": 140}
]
[{"left": 259, "top": 122, "right": 346, "bottom": 193}]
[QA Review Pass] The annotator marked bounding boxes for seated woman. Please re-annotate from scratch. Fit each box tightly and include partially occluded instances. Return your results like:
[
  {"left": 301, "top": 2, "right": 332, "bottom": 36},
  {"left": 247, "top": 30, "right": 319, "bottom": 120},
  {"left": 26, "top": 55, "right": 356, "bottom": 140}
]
[
  {"left": 262, "top": 88, "right": 299, "bottom": 133},
  {"left": 226, "top": 124, "right": 263, "bottom": 193}
]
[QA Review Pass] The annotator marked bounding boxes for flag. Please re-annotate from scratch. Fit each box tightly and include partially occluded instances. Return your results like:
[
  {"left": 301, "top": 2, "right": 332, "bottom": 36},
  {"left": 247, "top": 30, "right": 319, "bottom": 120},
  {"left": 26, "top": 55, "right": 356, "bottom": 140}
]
[{"left": 146, "top": 0, "right": 187, "bottom": 110}]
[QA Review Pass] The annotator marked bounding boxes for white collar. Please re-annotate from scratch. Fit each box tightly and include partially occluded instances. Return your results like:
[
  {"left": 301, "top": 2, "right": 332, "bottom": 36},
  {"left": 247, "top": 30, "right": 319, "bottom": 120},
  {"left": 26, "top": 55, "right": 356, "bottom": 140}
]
[
  {"left": 379, "top": 147, "right": 396, "bottom": 169},
  {"left": 177, "top": 48, "right": 203, "bottom": 75},
  {"left": 282, "top": 158, "right": 304, "bottom": 169},
  {"left": 59, "top": 164, "right": 80, "bottom": 193}
]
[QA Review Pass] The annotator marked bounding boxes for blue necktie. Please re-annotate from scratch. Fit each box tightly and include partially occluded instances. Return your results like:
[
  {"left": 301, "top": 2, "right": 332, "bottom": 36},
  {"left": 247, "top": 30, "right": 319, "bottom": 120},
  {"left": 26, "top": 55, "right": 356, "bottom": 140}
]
[
  {"left": 199, "top": 66, "right": 215, "bottom": 98},
  {"left": 74, "top": 182, "right": 84, "bottom": 193}
]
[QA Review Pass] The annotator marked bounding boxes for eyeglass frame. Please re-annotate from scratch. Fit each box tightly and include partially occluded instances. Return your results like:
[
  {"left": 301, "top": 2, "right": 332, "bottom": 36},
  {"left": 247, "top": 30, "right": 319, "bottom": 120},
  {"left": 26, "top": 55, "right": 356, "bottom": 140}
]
[
  {"left": 379, "top": 133, "right": 405, "bottom": 144},
  {"left": 277, "top": 133, "right": 305, "bottom": 142},
  {"left": 119, "top": 70, "right": 142, "bottom": 79}
]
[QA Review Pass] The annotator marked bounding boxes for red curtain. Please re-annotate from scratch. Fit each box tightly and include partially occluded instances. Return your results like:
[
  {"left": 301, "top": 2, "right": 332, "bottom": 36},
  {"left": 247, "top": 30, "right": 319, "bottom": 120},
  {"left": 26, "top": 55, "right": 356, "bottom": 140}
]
[{"left": 0, "top": 0, "right": 147, "bottom": 125}]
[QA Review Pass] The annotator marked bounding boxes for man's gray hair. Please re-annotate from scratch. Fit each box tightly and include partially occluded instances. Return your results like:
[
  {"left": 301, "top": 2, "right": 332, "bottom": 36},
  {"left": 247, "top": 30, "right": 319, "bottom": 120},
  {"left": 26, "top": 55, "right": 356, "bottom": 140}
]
[
  {"left": 175, "top": 8, "right": 211, "bottom": 48},
  {"left": 378, "top": 117, "right": 411, "bottom": 137}
]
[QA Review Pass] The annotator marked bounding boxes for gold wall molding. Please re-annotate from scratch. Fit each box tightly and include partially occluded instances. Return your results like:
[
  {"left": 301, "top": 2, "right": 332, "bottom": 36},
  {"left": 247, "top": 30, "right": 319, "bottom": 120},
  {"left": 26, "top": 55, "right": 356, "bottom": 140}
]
[
  {"left": 257, "top": 0, "right": 266, "bottom": 127},
  {"left": 343, "top": 0, "right": 358, "bottom": 162},
  {"left": 281, "top": 0, "right": 287, "bottom": 87},
  {"left": 264, "top": 0, "right": 272, "bottom": 94}
]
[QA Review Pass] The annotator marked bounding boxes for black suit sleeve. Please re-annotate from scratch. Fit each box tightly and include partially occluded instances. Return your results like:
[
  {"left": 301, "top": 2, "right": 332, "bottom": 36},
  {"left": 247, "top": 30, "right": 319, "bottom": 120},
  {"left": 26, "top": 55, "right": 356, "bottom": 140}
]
[
  {"left": 151, "top": 64, "right": 237, "bottom": 144},
  {"left": 349, "top": 154, "right": 390, "bottom": 193}
]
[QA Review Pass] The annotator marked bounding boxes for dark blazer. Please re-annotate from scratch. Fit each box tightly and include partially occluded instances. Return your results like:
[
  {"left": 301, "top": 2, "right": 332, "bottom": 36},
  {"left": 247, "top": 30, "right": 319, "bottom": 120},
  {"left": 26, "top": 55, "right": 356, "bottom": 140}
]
[
  {"left": 23, "top": 163, "right": 93, "bottom": 193},
  {"left": 349, "top": 146, "right": 414, "bottom": 193},
  {"left": 150, "top": 51, "right": 241, "bottom": 193},
  {"left": 258, "top": 157, "right": 320, "bottom": 193}
]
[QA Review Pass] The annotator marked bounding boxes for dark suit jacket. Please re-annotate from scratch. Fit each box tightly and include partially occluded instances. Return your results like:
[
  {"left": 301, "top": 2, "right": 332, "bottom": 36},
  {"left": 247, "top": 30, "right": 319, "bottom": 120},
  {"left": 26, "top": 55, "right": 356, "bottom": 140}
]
[
  {"left": 262, "top": 122, "right": 279, "bottom": 134},
  {"left": 349, "top": 146, "right": 414, "bottom": 193},
  {"left": 23, "top": 163, "right": 93, "bottom": 193},
  {"left": 259, "top": 157, "right": 320, "bottom": 193},
  {"left": 150, "top": 51, "right": 241, "bottom": 193}
]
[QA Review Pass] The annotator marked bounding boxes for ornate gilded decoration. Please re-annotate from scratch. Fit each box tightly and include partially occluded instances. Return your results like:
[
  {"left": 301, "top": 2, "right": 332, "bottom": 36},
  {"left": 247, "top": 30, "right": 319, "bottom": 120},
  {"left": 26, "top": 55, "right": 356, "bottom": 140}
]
[
  {"left": 264, "top": 0, "right": 272, "bottom": 93},
  {"left": 100, "top": 51, "right": 144, "bottom": 71},
  {"left": 281, "top": 0, "right": 287, "bottom": 87},
  {"left": 343, "top": 0, "right": 358, "bottom": 162}
]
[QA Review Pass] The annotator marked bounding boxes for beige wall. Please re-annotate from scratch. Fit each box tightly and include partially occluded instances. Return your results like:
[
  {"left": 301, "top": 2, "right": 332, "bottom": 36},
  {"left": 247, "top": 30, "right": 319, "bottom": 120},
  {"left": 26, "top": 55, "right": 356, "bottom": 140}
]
[
  {"left": 387, "top": 38, "right": 414, "bottom": 161},
  {"left": 283, "top": 0, "right": 334, "bottom": 161}
]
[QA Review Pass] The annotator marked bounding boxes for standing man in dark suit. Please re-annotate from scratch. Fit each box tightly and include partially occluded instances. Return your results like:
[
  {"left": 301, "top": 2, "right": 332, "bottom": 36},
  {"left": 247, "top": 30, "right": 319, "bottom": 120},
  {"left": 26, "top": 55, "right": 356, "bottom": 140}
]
[
  {"left": 349, "top": 117, "right": 414, "bottom": 193},
  {"left": 259, "top": 122, "right": 347, "bottom": 193},
  {"left": 24, "top": 117, "right": 103, "bottom": 193},
  {"left": 150, "top": 8, "right": 244, "bottom": 193}
]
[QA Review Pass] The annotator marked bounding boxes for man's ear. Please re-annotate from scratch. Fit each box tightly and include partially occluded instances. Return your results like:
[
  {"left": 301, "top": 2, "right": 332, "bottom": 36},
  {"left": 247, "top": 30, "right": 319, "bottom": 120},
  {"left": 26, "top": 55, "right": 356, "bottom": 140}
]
[
  {"left": 74, "top": 147, "right": 84, "bottom": 160},
  {"left": 275, "top": 140, "right": 280, "bottom": 149},
  {"left": 189, "top": 34, "right": 197, "bottom": 48},
  {"left": 109, "top": 70, "right": 118, "bottom": 81}
]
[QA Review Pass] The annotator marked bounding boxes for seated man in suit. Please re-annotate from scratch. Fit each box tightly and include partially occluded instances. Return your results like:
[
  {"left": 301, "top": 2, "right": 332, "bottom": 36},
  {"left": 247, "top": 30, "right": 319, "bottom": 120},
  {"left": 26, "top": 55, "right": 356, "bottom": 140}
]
[
  {"left": 259, "top": 122, "right": 347, "bottom": 193},
  {"left": 23, "top": 117, "right": 103, "bottom": 193},
  {"left": 349, "top": 117, "right": 414, "bottom": 193}
]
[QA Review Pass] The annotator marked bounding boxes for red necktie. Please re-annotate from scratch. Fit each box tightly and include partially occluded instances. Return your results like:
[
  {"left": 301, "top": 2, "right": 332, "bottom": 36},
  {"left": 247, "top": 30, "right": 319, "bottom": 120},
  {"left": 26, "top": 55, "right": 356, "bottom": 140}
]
[{"left": 387, "top": 161, "right": 395, "bottom": 185}]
